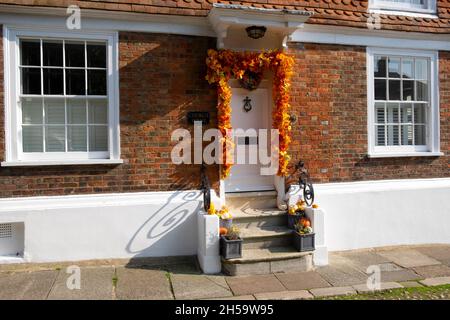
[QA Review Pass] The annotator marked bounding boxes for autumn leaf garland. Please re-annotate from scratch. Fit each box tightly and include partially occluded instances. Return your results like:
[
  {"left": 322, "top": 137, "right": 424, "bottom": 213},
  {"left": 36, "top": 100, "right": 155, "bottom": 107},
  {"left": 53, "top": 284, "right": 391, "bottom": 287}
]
[{"left": 206, "top": 49, "right": 294, "bottom": 178}]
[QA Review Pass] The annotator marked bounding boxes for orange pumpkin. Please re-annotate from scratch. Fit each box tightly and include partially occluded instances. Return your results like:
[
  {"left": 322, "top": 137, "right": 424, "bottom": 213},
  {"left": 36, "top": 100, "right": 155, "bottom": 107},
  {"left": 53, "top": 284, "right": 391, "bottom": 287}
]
[
  {"left": 303, "top": 220, "right": 311, "bottom": 228},
  {"left": 219, "top": 227, "right": 228, "bottom": 236}
]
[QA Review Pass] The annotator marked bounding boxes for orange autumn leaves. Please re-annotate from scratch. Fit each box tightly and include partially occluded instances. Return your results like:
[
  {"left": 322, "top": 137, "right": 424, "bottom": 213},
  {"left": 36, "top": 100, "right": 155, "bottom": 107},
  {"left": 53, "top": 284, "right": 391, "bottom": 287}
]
[{"left": 206, "top": 49, "right": 294, "bottom": 178}]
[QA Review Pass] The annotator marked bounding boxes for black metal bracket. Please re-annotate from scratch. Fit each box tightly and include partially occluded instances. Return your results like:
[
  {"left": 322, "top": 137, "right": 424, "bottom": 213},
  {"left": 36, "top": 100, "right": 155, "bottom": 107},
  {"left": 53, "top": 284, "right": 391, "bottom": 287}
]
[
  {"left": 200, "top": 163, "right": 211, "bottom": 212},
  {"left": 296, "top": 161, "right": 315, "bottom": 207}
]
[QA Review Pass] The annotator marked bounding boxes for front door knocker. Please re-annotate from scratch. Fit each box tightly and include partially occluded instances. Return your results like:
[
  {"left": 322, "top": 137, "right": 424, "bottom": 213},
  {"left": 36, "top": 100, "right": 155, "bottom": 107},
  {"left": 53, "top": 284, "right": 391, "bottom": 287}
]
[{"left": 243, "top": 96, "right": 252, "bottom": 112}]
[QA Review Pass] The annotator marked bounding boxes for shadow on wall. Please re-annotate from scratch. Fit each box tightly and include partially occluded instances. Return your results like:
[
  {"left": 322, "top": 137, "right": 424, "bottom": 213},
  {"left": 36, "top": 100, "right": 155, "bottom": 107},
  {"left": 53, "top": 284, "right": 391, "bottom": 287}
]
[
  {"left": 124, "top": 190, "right": 201, "bottom": 262},
  {"left": 0, "top": 33, "right": 218, "bottom": 197}
]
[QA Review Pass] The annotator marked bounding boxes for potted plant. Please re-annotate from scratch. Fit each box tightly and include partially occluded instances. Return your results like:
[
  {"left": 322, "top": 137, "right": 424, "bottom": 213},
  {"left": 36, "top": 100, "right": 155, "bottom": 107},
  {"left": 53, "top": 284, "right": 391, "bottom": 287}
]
[
  {"left": 220, "top": 225, "right": 243, "bottom": 260},
  {"left": 292, "top": 216, "right": 315, "bottom": 252},
  {"left": 287, "top": 200, "right": 306, "bottom": 230},
  {"left": 218, "top": 206, "right": 233, "bottom": 230}
]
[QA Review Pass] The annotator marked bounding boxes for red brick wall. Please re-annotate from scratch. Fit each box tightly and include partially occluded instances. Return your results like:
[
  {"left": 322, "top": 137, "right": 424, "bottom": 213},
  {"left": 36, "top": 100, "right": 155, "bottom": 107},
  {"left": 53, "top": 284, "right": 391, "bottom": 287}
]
[
  {"left": 0, "top": 32, "right": 449, "bottom": 198},
  {"left": 0, "top": 31, "right": 219, "bottom": 198},
  {"left": 288, "top": 43, "right": 450, "bottom": 183}
]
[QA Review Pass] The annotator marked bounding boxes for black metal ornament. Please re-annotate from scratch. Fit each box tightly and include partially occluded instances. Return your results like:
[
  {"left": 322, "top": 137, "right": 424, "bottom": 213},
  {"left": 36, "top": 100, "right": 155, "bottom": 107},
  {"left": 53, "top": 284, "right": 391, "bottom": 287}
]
[
  {"left": 243, "top": 96, "right": 252, "bottom": 112},
  {"left": 297, "top": 161, "right": 315, "bottom": 207}
]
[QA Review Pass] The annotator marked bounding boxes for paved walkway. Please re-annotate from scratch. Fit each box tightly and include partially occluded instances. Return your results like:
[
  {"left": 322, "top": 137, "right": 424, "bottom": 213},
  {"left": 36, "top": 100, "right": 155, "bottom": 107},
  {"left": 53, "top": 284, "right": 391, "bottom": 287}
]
[{"left": 1, "top": 244, "right": 450, "bottom": 300}]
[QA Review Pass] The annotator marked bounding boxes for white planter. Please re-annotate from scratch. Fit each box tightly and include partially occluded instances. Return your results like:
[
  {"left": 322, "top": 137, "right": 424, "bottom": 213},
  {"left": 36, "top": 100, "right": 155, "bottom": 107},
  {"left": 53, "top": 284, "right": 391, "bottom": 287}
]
[{"left": 197, "top": 210, "right": 221, "bottom": 274}]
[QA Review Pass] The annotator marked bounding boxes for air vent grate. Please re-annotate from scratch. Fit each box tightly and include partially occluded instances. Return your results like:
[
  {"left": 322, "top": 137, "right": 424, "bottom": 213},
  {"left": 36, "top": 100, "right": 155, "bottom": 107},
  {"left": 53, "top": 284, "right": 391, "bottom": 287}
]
[{"left": 0, "top": 223, "right": 13, "bottom": 238}]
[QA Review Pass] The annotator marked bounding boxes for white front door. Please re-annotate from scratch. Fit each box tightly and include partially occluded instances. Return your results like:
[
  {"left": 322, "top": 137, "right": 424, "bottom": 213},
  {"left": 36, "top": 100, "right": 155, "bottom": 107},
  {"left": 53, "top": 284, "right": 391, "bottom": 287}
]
[{"left": 224, "top": 87, "right": 274, "bottom": 192}]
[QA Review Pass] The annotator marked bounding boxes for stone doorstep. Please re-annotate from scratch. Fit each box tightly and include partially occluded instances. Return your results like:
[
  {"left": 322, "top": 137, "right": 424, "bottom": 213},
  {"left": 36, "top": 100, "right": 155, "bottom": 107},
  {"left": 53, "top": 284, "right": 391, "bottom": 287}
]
[
  {"left": 239, "top": 226, "right": 292, "bottom": 241},
  {"left": 222, "top": 248, "right": 314, "bottom": 276}
]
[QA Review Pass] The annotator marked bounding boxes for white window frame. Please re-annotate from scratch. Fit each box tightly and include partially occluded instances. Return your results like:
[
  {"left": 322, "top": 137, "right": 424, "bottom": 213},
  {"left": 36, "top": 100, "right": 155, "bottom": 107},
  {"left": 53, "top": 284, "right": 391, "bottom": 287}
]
[
  {"left": 2, "top": 26, "right": 121, "bottom": 166},
  {"left": 369, "top": 0, "right": 437, "bottom": 14},
  {"left": 367, "top": 47, "right": 441, "bottom": 158}
]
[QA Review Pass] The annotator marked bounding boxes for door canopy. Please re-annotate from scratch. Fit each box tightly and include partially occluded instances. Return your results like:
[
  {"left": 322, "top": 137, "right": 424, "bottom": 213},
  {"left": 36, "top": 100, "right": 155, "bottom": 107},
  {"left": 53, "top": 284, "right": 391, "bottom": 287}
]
[{"left": 206, "top": 49, "right": 294, "bottom": 179}]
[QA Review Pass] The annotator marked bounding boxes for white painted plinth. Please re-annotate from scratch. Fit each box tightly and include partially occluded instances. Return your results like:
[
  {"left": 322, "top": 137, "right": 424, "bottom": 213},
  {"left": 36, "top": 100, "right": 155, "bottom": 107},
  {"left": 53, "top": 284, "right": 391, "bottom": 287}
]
[
  {"left": 197, "top": 210, "right": 221, "bottom": 274},
  {"left": 305, "top": 207, "right": 328, "bottom": 266},
  {"left": 286, "top": 185, "right": 329, "bottom": 266}
]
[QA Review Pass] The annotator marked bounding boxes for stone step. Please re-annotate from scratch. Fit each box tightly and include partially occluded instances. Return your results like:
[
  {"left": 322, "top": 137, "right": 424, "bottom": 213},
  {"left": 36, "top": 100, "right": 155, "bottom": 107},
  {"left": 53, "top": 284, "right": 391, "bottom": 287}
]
[
  {"left": 222, "top": 247, "right": 314, "bottom": 276},
  {"left": 240, "top": 226, "right": 292, "bottom": 249},
  {"left": 226, "top": 191, "right": 277, "bottom": 211},
  {"left": 232, "top": 208, "right": 286, "bottom": 228}
]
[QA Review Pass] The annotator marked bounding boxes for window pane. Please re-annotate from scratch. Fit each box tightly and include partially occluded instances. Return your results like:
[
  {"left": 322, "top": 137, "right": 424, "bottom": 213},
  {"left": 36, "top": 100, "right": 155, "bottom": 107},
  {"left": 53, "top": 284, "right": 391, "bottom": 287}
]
[
  {"left": 416, "top": 80, "right": 428, "bottom": 101},
  {"left": 45, "top": 99, "right": 65, "bottom": 124},
  {"left": 43, "top": 41, "right": 63, "bottom": 67},
  {"left": 43, "top": 68, "right": 63, "bottom": 95},
  {"left": 414, "top": 125, "right": 426, "bottom": 145},
  {"left": 23, "top": 126, "right": 43, "bottom": 152},
  {"left": 66, "top": 69, "right": 86, "bottom": 95},
  {"left": 388, "top": 57, "right": 401, "bottom": 78},
  {"left": 67, "top": 99, "right": 86, "bottom": 124},
  {"left": 400, "top": 104, "right": 413, "bottom": 123},
  {"left": 387, "top": 125, "right": 400, "bottom": 145},
  {"left": 401, "top": 58, "right": 414, "bottom": 79},
  {"left": 87, "top": 44, "right": 106, "bottom": 68},
  {"left": 88, "top": 99, "right": 108, "bottom": 124},
  {"left": 87, "top": 70, "right": 107, "bottom": 95},
  {"left": 414, "top": 103, "right": 426, "bottom": 124},
  {"left": 386, "top": 103, "right": 399, "bottom": 123},
  {"left": 20, "top": 40, "right": 40, "bottom": 66},
  {"left": 68, "top": 126, "right": 87, "bottom": 151},
  {"left": 374, "top": 56, "right": 387, "bottom": 77},
  {"left": 22, "top": 98, "right": 43, "bottom": 124},
  {"left": 415, "top": 59, "right": 428, "bottom": 80},
  {"left": 89, "top": 126, "right": 108, "bottom": 151},
  {"left": 375, "top": 125, "right": 386, "bottom": 146},
  {"left": 402, "top": 80, "right": 414, "bottom": 101},
  {"left": 65, "top": 42, "right": 85, "bottom": 67},
  {"left": 375, "top": 102, "right": 385, "bottom": 123},
  {"left": 22, "top": 68, "right": 41, "bottom": 94},
  {"left": 388, "top": 80, "right": 401, "bottom": 100},
  {"left": 45, "top": 126, "right": 65, "bottom": 152},
  {"left": 374, "top": 79, "right": 386, "bottom": 100},
  {"left": 401, "top": 125, "right": 413, "bottom": 145}
]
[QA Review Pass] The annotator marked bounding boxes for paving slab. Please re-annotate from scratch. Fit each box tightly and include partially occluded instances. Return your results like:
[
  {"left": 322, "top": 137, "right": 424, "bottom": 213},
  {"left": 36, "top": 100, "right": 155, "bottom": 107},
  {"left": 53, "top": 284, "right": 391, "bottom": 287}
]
[
  {"left": 0, "top": 270, "right": 57, "bottom": 300},
  {"left": 209, "top": 295, "right": 256, "bottom": 300},
  {"left": 377, "top": 248, "right": 441, "bottom": 268},
  {"left": 254, "top": 290, "right": 313, "bottom": 300},
  {"left": 376, "top": 263, "right": 404, "bottom": 272},
  {"left": 337, "top": 251, "right": 392, "bottom": 273},
  {"left": 115, "top": 267, "right": 173, "bottom": 300},
  {"left": 352, "top": 282, "right": 403, "bottom": 293},
  {"left": 310, "top": 286, "right": 356, "bottom": 298},
  {"left": 412, "top": 265, "right": 450, "bottom": 278},
  {"left": 380, "top": 269, "right": 422, "bottom": 282},
  {"left": 399, "top": 281, "right": 423, "bottom": 288},
  {"left": 226, "top": 274, "right": 285, "bottom": 296},
  {"left": 316, "top": 265, "right": 367, "bottom": 287},
  {"left": 419, "top": 276, "right": 450, "bottom": 287},
  {"left": 275, "top": 271, "right": 331, "bottom": 290},
  {"left": 47, "top": 266, "right": 114, "bottom": 300},
  {"left": 415, "top": 245, "right": 450, "bottom": 265},
  {"left": 171, "top": 274, "right": 232, "bottom": 300}
]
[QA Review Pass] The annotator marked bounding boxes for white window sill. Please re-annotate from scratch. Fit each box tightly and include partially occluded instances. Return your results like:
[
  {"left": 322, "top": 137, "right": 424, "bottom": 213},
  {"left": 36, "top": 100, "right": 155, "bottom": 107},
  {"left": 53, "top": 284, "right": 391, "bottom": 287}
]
[
  {"left": 0, "top": 159, "right": 124, "bottom": 167},
  {"left": 368, "top": 9, "right": 438, "bottom": 19},
  {"left": 368, "top": 152, "right": 443, "bottom": 158}
]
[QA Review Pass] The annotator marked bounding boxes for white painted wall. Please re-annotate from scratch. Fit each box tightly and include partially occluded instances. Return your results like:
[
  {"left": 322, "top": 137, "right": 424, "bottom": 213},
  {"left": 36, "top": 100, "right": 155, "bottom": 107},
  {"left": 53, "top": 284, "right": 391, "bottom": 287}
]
[
  {"left": 314, "top": 178, "right": 450, "bottom": 251},
  {"left": 0, "top": 190, "right": 206, "bottom": 263}
]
